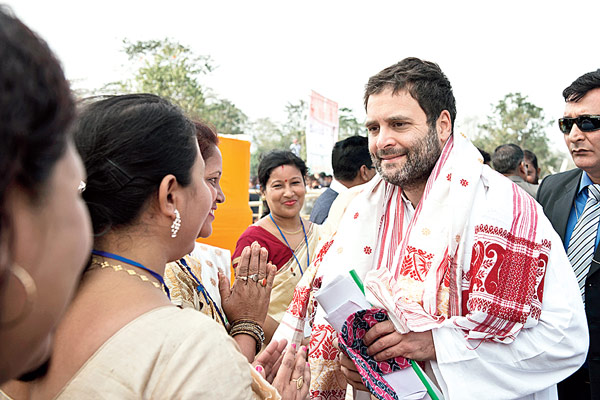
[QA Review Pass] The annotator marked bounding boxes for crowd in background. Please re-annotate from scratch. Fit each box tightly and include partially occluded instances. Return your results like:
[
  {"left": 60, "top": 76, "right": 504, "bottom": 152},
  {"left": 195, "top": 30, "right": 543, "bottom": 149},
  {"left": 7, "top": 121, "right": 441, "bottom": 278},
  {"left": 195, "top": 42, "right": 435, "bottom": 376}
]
[{"left": 2, "top": 4, "right": 600, "bottom": 400}]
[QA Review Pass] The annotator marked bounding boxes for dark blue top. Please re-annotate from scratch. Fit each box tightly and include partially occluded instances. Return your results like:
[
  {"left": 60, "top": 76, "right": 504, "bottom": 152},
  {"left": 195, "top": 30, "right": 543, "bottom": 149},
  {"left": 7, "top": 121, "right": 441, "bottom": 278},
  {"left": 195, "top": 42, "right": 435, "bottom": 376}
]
[{"left": 309, "top": 187, "right": 339, "bottom": 225}]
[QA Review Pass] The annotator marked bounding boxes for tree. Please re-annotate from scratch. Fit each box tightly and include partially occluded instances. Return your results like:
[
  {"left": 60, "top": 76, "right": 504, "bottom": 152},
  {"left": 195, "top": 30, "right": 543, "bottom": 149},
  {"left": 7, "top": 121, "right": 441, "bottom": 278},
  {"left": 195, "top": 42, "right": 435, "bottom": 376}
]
[
  {"left": 282, "top": 100, "right": 308, "bottom": 160},
  {"left": 202, "top": 96, "right": 248, "bottom": 136},
  {"left": 248, "top": 100, "right": 310, "bottom": 176},
  {"left": 338, "top": 107, "right": 366, "bottom": 139},
  {"left": 101, "top": 39, "right": 247, "bottom": 135},
  {"left": 248, "top": 100, "right": 366, "bottom": 176},
  {"left": 248, "top": 117, "right": 287, "bottom": 176},
  {"left": 473, "top": 92, "right": 560, "bottom": 174}
]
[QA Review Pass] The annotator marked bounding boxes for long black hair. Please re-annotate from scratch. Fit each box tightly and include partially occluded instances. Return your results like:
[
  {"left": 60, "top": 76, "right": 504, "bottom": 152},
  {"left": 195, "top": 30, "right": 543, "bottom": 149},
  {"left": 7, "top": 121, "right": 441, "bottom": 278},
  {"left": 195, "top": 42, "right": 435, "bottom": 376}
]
[{"left": 72, "top": 94, "right": 197, "bottom": 236}]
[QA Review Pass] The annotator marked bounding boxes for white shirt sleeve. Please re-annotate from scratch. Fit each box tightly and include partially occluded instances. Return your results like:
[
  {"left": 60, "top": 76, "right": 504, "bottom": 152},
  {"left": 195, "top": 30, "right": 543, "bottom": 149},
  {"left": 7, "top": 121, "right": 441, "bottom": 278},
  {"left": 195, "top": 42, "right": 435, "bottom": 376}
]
[{"left": 430, "top": 230, "right": 588, "bottom": 400}]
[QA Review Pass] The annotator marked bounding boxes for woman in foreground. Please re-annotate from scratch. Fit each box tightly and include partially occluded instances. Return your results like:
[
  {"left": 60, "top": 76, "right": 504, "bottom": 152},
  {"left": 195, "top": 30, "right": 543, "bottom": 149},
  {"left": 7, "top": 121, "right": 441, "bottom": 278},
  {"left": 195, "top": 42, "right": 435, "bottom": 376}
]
[
  {"left": 15, "top": 94, "right": 309, "bottom": 399},
  {"left": 0, "top": 8, "right": 92, "bottom": 386}
]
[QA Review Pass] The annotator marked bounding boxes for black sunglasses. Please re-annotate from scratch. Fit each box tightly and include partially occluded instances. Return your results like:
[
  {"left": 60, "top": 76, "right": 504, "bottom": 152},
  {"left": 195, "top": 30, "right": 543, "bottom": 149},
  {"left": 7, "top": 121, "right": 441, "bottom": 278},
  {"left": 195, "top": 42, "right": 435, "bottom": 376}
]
[{"left": 558, "top": 115, "right": 600, "bottom": 134}]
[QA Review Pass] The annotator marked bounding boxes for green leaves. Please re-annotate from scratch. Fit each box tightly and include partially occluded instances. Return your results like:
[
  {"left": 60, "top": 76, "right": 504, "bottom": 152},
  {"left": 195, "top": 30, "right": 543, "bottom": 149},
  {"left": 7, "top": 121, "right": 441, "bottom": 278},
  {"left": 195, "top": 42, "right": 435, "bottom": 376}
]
[
  {"left": 474, "top": 92, "right": 560, "bottom": 175},
  {"left": 339, "top": 107, "right": 366, "bottom": 139},
  {"left": 101, "top": 38, "right": 247, "bottom": 136},
  {"left": 98, "top": 38, "right": 364, "bottom": 172}
]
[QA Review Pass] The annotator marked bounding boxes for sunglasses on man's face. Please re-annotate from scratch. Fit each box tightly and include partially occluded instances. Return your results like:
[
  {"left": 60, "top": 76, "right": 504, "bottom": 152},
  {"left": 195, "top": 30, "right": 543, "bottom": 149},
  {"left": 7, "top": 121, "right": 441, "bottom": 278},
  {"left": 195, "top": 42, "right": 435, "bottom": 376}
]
[{"left": 558, "top": 115, "right": 600, "bottom": 134}]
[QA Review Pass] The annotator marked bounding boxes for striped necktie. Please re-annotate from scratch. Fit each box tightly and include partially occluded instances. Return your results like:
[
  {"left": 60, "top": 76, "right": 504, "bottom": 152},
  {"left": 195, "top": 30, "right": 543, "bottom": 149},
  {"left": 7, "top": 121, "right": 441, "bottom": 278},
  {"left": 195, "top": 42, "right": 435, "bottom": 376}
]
[{"left": 568, "top": 183, "right": 600, "bottom": 301}]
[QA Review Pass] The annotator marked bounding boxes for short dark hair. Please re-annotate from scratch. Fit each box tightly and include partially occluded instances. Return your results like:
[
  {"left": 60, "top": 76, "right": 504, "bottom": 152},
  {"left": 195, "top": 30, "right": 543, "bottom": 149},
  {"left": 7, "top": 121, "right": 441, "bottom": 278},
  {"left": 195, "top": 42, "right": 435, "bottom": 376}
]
[
  {"left": 331, "top": 136, "right": 372, "bottom": 181},
  {"left": 257, "top": 150, "right": 307, "bottom": 190},
  {"left": 364, "top": 57, "right": 457, "bottom": 131},
  {"left": 193, "top": 120, "right": 219, "bottom": 160},
  {"left": 476, "top": 147, "right": 491, "bottom": 165},
  {"left": 523, "top": 149, "right": 538, "bottom": 171},
  {"left": 492, "top": 144, "right": 524, "bottom": 174},
  {"left": 0, "top": 8, "right": 74, "bottom": 274},
  {"left": 73, "top": 94, "right": 197, "bottom": 235},
  {"left": 563, "top": 69, "right": 600, "bottom": 102}
]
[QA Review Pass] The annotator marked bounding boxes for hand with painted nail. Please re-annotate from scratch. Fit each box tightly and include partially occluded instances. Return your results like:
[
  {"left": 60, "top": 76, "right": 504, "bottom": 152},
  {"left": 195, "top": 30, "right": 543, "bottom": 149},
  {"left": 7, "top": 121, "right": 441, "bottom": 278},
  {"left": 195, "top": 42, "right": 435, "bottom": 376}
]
[
  {"left": 269, "top": 343, "right": 311, "bottom": 399},
  {"left": 253, "top": 338, "right": 287, "bottom": 383},
  {"left": 221, "top": 242, "right": 275, "bottom": 323}
]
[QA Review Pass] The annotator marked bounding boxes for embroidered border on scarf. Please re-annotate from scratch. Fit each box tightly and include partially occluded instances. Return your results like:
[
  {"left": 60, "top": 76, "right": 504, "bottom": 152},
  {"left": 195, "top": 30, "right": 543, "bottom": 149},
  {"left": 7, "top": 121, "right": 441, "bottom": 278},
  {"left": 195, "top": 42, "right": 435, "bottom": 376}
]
[
  {"left": 365, "top": 133, "right": 550, "bottom": 344},
  {"left": 459, "top": 223, "right": 550, "bottom": 341}
]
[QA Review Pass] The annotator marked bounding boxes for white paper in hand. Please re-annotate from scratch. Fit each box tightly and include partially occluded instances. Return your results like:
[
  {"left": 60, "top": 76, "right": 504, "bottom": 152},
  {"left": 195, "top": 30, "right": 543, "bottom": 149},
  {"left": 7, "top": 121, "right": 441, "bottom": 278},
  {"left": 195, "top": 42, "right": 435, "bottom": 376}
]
[
  {"left": 315, "top": 274, "right": 429, "bottom": 400},
  {"left": 314, "top": 274, "right": 371, "bottom": 316}
]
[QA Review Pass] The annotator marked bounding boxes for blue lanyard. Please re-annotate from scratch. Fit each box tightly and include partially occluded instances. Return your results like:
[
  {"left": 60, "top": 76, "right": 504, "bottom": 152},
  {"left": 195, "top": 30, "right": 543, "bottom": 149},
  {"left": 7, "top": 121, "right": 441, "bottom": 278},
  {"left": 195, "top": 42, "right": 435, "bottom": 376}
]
[
  {"left": 178, "top": 257, "right": 227, "bottom": 326},
  {"left": 269, "top": 214, "right": 309, "bottom": 276},
  {"left": 91, "top": 250, "right": 170, "bottom": 299}
]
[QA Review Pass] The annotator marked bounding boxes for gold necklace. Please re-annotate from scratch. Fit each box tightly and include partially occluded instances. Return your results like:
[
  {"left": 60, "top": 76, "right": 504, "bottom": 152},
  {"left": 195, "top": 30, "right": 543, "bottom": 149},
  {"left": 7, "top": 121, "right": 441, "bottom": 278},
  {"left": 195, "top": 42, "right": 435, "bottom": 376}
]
[
  {"left": 89, "top": 258, "right": 167, "bottom": 296},
  {"left": 270, "top": 217, "right": 304, "bottom": 235},
  {"left": 279, "top": 226, "right": 303, "bottom": 235}
]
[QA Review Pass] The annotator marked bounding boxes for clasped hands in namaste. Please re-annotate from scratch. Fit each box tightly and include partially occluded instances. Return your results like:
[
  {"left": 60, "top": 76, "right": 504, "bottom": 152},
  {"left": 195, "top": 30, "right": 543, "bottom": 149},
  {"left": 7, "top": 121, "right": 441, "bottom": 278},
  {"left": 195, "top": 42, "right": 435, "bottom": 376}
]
[
  {"left": 219, "top": 241, "right": 310, "bottom": 399},
  {"left": 219, "top": 241, "right": 275, "bottom": 325}
]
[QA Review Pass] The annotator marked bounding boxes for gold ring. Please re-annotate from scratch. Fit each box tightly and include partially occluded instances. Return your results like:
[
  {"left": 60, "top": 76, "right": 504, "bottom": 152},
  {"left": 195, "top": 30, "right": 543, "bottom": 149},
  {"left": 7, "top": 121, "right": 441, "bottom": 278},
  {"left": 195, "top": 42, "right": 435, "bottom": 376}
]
[
  {"left": 292, "top": 376, "right": 303, "bottom": 390},
  {"left": 261, "top": 278, "right": 267, "bottom": 287}
]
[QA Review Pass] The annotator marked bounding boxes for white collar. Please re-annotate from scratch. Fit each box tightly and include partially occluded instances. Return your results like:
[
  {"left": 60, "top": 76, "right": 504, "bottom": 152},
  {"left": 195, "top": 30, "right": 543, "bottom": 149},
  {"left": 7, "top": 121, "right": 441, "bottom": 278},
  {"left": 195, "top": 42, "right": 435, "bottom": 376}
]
[{"left": 329, "top": 179, "right": 348, "bottom": 194}]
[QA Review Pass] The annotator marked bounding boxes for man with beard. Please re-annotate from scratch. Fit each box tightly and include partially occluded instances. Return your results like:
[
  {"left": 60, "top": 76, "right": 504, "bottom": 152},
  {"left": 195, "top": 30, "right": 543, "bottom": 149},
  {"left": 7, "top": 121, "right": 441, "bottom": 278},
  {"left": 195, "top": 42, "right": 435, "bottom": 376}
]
[{"left": 275, "top": 58, "right": 587, "bottom": 399}]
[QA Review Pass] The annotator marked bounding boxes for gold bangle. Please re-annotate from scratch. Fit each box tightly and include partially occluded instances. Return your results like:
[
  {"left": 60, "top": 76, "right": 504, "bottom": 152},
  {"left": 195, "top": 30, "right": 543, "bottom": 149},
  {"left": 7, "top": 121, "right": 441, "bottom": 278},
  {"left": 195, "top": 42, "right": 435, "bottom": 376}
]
[{"left": 229, "top": 319, "right": 265, "bottom": 354}]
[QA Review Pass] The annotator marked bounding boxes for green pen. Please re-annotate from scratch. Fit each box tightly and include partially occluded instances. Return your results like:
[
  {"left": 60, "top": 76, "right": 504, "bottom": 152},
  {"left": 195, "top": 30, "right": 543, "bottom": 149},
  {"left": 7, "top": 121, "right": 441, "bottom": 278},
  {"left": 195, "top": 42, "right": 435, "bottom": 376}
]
[
  {"left": 349, "top": 269, "right": 365, "bottom": 295},
  {"left": 409, "top": 360, "right": 441, "bottom": 400},
  {"left": 348, "top": 269, "right": 442, "bottom": 400}
]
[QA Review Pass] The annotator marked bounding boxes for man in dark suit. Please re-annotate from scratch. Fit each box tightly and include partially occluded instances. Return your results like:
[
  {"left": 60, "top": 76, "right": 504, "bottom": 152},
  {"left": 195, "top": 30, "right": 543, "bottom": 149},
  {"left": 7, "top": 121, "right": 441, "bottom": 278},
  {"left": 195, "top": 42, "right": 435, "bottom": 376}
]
[
  {"left": 538, "top": 68, "right": 600, "bottom": 399},
  {"left": 310, "top": 135, "right": 376, "bottom": 224}
]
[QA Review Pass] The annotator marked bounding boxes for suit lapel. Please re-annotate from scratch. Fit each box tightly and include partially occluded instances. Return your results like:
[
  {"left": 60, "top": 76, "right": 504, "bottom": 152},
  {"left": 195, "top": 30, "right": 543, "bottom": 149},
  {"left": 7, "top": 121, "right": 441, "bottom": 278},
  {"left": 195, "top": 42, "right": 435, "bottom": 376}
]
[
  {"left": 552, "top": 174, "right": 580, "bottom": 242},
  {"left": 591, "top": 244, "right": 600, "bottom": 277}
]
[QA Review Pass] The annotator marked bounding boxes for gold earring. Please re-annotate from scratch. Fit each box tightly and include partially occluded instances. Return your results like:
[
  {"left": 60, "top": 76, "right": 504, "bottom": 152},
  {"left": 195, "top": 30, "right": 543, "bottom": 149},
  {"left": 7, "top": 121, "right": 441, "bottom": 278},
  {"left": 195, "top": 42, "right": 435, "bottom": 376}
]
[{"left": 0, "top": 264, "right": 37, "bottom": 328}]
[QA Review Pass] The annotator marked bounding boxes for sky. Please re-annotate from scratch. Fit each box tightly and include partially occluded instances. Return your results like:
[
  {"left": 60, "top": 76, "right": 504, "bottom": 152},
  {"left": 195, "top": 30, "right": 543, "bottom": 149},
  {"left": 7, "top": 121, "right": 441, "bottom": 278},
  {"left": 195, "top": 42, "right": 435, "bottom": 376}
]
[{"left": 8, "top": 0, "right": 600, "bottom": 155}]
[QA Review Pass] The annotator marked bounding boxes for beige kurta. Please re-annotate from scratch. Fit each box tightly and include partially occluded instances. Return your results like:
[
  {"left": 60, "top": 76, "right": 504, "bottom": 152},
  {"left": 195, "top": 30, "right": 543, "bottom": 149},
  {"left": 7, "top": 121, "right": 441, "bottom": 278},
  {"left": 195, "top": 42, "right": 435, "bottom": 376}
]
[{"left": 55, "top": 307, "right": 279, "bottom": 399}]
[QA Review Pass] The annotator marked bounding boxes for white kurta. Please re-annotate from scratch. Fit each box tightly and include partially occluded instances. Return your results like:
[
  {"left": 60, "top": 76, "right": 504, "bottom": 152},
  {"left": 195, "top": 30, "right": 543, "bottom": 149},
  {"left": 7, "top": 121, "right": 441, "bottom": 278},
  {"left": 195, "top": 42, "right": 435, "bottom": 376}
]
[
  {"left": 429, "top": 199, "right": 588, "bottom": 399},
  {"left": 377, "top": 189, "right": 588, "bottom": 399},
  {"left": 275, "top": 134, "right": 588, "bottom": 400}
]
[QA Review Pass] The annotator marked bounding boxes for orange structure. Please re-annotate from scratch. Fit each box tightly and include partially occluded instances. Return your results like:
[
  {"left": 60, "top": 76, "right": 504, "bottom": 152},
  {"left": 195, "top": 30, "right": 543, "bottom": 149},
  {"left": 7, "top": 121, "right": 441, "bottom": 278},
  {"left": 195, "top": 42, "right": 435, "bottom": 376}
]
[{"left": 197, "top": 136, "right": 253, "bottom": 270}]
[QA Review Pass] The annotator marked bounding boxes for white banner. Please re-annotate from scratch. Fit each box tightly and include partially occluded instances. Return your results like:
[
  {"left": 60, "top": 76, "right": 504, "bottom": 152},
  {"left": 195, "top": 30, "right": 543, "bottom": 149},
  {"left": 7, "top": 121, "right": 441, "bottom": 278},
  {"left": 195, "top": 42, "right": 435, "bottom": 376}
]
[{"left": 305, "top": 90, "right": 339, "bottom": 175}]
